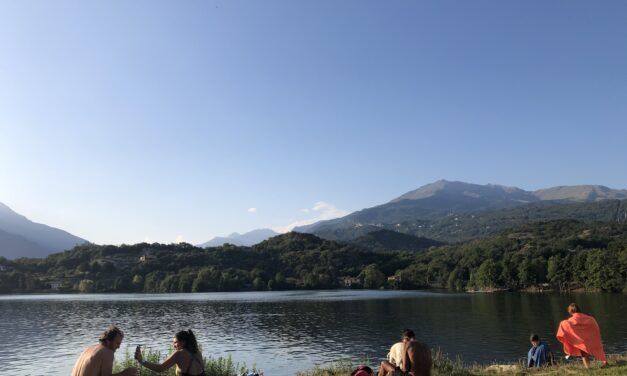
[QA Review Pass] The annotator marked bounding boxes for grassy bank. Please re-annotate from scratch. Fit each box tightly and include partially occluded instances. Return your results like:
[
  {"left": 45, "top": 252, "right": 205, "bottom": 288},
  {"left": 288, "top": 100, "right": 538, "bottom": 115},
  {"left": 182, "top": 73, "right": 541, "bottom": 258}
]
[
  {"left": 113, "top": 347, "right": 627, "bottom": 376},
  {"left": 296, "top": 352, "right": 627, "bottom": 376},
  {"left": 113, "top": 347, "right": 260, "bottom": 376}
]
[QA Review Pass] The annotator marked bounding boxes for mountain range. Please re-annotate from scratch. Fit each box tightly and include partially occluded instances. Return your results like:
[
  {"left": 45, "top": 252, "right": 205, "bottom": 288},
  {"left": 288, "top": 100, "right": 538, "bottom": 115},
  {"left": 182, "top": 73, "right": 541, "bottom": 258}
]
[
  {"left": 295, "top": 180, "right": 627, "bottom": 241},
  {"left": 0, "top": 202, "right": 87, "bottom": 259},
  {"left": 198, "top": 228, "right": 279, "bottom": 247},
  {"left": 3, "top": 180, "right": 627, "bottom": 259}
]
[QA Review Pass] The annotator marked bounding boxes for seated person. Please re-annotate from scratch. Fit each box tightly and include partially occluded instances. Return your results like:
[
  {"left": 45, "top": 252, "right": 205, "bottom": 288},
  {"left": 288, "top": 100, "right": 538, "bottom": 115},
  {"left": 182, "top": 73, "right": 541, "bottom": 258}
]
[
  {"left": 135, "top": 330, "right": 205, "bottom": 376},
  {"left": 527, "top": 334, "right": 553, "bottom": 367},
  {"left": 377, "top": 329, "right": 415, "bottom": 376},
  {"left": 401, "top": 339, "right": 432, "bottom": 376}
]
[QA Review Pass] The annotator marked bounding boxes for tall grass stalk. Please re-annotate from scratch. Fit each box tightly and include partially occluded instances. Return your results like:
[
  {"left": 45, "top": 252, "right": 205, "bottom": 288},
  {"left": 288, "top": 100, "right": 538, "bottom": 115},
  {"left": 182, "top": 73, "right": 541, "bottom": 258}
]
[{"left": 113, "top": 346, "right": 260, "bottom": 376}]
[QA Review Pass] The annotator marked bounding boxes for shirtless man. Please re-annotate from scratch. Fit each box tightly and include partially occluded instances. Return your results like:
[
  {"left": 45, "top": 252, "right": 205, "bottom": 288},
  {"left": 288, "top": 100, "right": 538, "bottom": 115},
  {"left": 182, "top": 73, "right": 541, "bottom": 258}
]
[
  {"left": 377, "top": 329, "right": 415, "bottom": 376},
  {"left": 71, "top": 326, "right": 137, "bottom": 376},
  {"left": 401, "top": 338, "right": 432, "bottom": 376}
]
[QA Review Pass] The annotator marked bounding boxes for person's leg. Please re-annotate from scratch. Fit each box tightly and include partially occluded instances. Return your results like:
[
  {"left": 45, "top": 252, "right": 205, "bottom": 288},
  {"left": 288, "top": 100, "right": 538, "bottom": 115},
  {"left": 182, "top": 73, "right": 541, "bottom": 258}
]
[
  {"left": 581, "top": 351, "right": 590, "bottom": 368},
  {"left": 378, "top": 361, "right": 395, "bottom": 376}
]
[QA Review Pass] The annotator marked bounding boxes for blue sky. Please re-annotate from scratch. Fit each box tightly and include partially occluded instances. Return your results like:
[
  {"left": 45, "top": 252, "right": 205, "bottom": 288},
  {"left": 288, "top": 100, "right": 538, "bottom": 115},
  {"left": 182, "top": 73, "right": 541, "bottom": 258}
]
[{"left": 1, "top": 1, "right": 626, "bottom": 245}]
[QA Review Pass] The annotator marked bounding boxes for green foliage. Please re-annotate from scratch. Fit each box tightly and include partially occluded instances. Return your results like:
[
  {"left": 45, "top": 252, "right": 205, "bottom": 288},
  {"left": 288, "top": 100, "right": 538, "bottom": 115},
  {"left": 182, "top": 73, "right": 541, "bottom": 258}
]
[
  {"left": 404, "top": 220, "right": 627, "bottom": 292},
  {"left": 78, "top": 279, "right": 94, "bottom": 293},
  {"left": 296, "top": 352, "right": 627, "bottom": 376},
  {"left": 2, "top": 221, "right": 627, "bottom": 294},
  {"left": 359, "top": 264, "right": 386, "bottom": 289},
  {"left": 469, "top": 260, "right": 501, "bottom": 290},
  {"left": 113, "top": 347, "right": 253, "bottom": 376}
]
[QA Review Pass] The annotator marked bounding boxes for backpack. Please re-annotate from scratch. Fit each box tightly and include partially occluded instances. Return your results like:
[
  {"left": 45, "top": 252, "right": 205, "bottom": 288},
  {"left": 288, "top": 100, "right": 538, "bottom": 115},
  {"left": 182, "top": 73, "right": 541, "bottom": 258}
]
[{"left": 351, "top": 365, "right": 373, "bottom": 376}]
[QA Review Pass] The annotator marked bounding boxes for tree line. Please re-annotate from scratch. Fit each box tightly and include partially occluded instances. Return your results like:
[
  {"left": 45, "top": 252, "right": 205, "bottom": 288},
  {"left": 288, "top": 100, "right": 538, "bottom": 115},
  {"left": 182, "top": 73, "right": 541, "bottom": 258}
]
[{"left": 0, "top": 220, "right": 626, "bottom": 294}]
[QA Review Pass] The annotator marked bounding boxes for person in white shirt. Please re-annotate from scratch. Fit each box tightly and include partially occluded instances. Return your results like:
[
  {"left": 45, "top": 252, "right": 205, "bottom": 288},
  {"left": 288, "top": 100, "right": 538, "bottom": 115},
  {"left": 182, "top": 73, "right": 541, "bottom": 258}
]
[{"left": 377, "top": 329, "right": 415, "bottom": 376}]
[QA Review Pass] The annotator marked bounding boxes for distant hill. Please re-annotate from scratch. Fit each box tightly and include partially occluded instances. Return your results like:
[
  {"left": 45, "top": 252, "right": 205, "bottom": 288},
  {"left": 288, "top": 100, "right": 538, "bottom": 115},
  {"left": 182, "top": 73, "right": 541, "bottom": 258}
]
[
  {"left": 533, "top": 185, "right": 627, "bottom": 201},
  {"left": 296, "top": 180, "right": 627, "bottom": 242},
  {"left": 394, "top": 199, "right": 627, "bottom": 243},
  {"left": 0, "top": 202, "right": 87, "bottom": 259},
  {"left": 349, "top": 229, "right": 444, "bottom": 252},
  {"left": 199, "top": 228, "right": 278, "bottom": 247},
  {"left": 307, "top": 199, "right": 627, "bottom": 243}
]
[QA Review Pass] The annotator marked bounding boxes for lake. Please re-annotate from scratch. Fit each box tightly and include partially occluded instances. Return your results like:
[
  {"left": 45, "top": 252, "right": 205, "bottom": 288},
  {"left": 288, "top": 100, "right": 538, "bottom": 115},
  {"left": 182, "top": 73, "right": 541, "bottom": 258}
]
[{"left": 1, "top": 290, "right": 626, "bottom": 375}]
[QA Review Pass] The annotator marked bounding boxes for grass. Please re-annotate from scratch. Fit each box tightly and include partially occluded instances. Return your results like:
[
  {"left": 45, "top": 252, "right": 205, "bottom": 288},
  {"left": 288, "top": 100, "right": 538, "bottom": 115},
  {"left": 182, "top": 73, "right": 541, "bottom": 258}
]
[
  {"left": 114, "top": 346, "right": 627, "bottom": 376},
  {"left": 113, "top": 346, "right": 261, "bottom": 376},
  {"left": 295, "top": 351, "right": 627, "bottom": 376}
]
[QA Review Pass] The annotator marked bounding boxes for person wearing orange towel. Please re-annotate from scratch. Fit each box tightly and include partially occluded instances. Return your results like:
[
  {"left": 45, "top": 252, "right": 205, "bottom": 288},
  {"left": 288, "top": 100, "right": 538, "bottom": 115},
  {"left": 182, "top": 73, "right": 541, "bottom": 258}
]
[{"left": 556, "top": 303, "right": 608, "bottom": 368}]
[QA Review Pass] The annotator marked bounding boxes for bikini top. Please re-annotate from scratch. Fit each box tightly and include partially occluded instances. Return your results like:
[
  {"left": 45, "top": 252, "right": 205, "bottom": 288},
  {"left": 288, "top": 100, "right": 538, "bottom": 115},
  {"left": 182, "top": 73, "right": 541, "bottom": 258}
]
[{"left": 180, "top": 351, "right": 205, "bottom": 376}]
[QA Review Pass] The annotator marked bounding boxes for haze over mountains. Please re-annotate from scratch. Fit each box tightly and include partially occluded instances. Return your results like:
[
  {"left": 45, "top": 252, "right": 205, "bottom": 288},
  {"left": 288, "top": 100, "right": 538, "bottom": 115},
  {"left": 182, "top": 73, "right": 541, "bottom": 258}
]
[
  {"left": 2, "top": 180, "right": 627, "bottom": 259},
  {"left": 0, "top": 202, "right": 87, "bottom": 259},
  {"left": 198, "top": 228, "right": 279, "bottom": 247}
]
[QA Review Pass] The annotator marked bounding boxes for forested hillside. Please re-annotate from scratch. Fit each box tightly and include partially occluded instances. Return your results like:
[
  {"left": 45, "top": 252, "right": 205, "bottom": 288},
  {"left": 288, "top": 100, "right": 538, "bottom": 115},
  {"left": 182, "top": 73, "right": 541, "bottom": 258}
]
[{"left": 1, "top": 220, "right": 625, "bottom": 294}]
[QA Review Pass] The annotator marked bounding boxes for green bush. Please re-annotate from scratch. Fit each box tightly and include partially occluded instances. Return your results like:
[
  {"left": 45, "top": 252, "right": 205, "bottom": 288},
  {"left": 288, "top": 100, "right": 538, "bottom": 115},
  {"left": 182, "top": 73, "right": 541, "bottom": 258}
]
[{"left": 113, "top": 346, "right": 258, "bottom": 376}]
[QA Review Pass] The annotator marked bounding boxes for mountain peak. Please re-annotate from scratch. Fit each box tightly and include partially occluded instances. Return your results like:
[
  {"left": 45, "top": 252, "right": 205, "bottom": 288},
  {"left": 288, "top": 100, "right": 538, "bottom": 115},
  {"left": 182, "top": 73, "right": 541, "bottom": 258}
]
[{"left": 390, "top": 180, "right": 534, "bottom": 203}]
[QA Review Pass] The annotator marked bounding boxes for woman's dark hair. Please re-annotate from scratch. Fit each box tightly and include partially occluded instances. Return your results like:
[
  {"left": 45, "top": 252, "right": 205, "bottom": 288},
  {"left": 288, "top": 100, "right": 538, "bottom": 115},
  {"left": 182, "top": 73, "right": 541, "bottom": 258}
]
[
  {"left": 530, "top": 334, "right": 539, "bottom": 342},
  {"left": 99, "top": 326, "right": 124, "bottom": 344},
  {"left": 568, "top": 303, "right": 581, "bottom": 315},
  {"left": 176, "top": 329, "right": 199, "bottom": 353}
]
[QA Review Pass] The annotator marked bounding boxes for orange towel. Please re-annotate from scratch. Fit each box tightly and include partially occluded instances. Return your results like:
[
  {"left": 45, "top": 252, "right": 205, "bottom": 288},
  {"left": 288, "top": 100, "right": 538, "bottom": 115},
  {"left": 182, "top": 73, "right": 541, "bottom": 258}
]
[{"left": 556, "top": 313, "right": 607, "bottom": 362}]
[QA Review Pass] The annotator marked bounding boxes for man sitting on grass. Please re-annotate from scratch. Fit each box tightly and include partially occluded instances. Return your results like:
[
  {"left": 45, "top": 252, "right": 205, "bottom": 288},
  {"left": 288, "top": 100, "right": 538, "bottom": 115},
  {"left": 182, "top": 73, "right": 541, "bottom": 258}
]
[
  {"left": 71, "top": 326, "right": 137, "bottom": 376},
  {"left": 377, "top": 329, "right": 415, "bottom": 376}
]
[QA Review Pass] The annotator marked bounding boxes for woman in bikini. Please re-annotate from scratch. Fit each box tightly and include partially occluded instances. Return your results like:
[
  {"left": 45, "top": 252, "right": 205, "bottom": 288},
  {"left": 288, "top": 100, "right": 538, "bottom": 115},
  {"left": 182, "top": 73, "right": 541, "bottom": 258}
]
[{"left": 135, "top": 329, "right": 205, "bottom": 376}]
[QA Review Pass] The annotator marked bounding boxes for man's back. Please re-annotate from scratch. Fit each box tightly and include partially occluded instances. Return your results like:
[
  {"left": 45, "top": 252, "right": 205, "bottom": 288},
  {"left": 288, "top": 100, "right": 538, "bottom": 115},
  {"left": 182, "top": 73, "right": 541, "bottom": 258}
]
[
  {"left": 404, "top": 341, "right": 432, "bottom": 376},
  {"left": 72, "top": 343, "right": 114, "bottom": 376}
]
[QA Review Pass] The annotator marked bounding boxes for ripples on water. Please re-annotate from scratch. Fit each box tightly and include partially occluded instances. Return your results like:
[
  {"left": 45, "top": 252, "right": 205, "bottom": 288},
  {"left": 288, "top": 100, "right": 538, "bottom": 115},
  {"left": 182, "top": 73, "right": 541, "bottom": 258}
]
[{"left": 0, "top": 290, "right": 625, "bottom": 376}]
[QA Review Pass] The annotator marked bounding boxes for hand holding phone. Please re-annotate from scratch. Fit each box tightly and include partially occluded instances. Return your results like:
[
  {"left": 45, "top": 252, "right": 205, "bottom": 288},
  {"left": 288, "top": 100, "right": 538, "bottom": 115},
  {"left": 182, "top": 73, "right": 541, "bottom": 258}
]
[{"left": 134, "top": 345, "right": 142, "bottom": 362}]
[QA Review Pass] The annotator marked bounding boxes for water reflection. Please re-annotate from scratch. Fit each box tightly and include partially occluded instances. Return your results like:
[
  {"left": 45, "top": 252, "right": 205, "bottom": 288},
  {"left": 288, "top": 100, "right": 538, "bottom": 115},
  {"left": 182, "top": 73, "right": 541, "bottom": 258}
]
[{"left": 0, "top": 290, "right": 625, "bottom": 376}]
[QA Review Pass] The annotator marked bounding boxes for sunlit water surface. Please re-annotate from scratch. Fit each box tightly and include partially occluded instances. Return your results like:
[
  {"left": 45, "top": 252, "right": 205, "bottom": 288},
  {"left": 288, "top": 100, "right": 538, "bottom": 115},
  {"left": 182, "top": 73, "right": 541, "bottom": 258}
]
[{"left": 1, "top": 290, "right": 626, "bottom": 376}]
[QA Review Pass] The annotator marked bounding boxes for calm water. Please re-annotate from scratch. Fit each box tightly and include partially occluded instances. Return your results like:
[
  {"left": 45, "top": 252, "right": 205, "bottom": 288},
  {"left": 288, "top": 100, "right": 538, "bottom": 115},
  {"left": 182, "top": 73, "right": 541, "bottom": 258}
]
[{"left": 1, "top": 290, "right": 626, "bottom": 376}]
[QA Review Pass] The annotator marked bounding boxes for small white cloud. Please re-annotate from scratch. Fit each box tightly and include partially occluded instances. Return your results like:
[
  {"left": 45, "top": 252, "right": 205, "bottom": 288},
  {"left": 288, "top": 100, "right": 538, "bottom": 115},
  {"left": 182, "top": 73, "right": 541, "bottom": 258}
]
[
  {"left": 144, "top": 236, "right": 151, "bottom": 243},
  {"left": 248, "top": 207, "right": 257, "bottom": 213},
  {"left": 175, "top": 235, "right": 185, "bottom": 243},
  {"left": 274, "top": 201, "right": 351, "bottom": 233}
]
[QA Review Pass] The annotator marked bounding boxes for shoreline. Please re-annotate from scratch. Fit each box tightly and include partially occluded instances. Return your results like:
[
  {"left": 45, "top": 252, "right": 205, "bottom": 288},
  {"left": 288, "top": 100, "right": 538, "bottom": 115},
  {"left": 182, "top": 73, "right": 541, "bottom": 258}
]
[
  {"left": 296, "top": 352, "right": 627, "bottom": 376},
  {"left": 1, "top": 286, "right": 622, "bottom": 296}
]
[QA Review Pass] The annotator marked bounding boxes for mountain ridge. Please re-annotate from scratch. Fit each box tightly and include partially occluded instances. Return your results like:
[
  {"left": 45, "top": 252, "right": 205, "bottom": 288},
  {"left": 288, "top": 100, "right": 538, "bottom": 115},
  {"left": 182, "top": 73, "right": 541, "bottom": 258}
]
[
  {"left": 199, "top": 228, "right": 279, "bottom": 247},
  {"left": 0, "top": 202, "right": 88, "bottom": 259},
  {"left": 295, "top": 180, "right": 627, "bottom": 239}
]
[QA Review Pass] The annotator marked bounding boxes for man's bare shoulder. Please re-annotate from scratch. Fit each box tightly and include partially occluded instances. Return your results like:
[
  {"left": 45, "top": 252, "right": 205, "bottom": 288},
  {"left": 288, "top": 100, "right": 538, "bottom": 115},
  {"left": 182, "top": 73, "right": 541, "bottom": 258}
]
[{"left": 84, "top": 344, "right": 114, "bottom": 359}]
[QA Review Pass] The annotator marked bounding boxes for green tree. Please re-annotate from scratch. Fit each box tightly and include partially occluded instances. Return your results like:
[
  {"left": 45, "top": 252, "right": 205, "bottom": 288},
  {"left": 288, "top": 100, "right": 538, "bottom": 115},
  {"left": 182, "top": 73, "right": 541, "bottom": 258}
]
[
  {"left": 78, "top": 279, "right": 94, "bottom": 293},
  {"left": 359, "top": 264, "right": 386, "bottom": 289},
  {"left": 472, "top": 259, "right": 501, "bottom": 289},
  {"left": 192, "top": 267, "right": 219, "bottom": 292},
  {"left": 131, "top": 275, "right": 144, "bottom": 292},
  {"left": 253, "top": 277, "right": 265, "bottom": 291}
]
